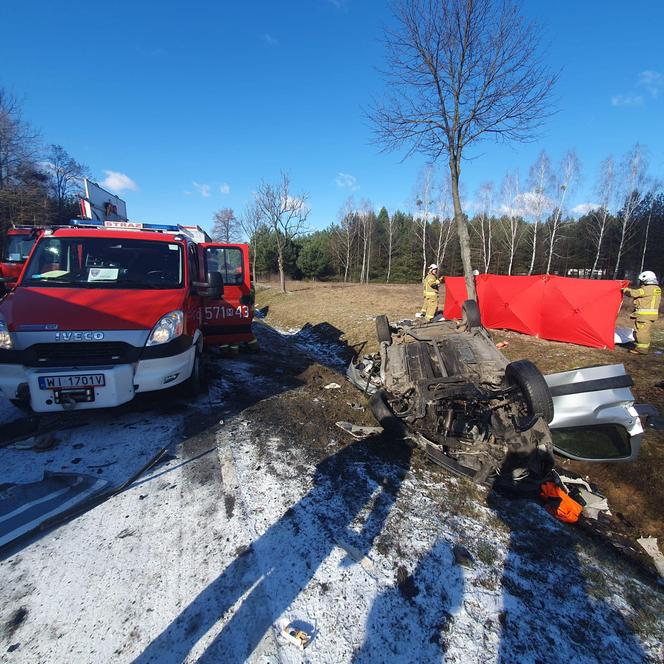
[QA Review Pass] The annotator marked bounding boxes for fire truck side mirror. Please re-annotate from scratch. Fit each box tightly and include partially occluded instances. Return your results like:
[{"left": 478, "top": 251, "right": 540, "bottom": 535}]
[{"left": 204, "top": 271, "right": 224, "bottom": 299}]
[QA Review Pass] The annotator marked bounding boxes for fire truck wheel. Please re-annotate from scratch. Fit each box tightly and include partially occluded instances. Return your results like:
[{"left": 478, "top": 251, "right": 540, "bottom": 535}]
[
  {"left": 10, "top": 398, "right": 32, "bottom": 413},
  {"left": 181, "top": 347, "right": 207, "bottom": 398}
]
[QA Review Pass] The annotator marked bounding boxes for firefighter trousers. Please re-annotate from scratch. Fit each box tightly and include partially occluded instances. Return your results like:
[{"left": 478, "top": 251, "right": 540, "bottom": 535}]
[
  {"left": 421, "top": 293, "right": 438, "bottom": 321},
  {"left": 633, "top": 318, "right": 654, "bottom": 354}
]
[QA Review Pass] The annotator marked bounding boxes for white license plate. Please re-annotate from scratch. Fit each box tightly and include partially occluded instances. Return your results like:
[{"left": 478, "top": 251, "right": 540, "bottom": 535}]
[{"left": 38, "top": 374, "right": 106, "bottom": 390}]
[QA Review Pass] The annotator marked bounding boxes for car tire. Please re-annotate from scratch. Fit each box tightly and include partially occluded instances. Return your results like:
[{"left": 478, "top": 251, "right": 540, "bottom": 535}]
[
  {"left": 369, "top": 389, "right": 405, "bottom": 434},
  {"left": 375, "top": 315, "right": 392, "bottom": 345},
  {"left": 10, "top": 398, "right": 32, "bottom": 413},
  {"left": 181, "top": 346, "right": 206, "bottom": 398},
  {"left": 462, "top": 300, "right": 481, "bottom": 329},
  {"left": 505, "top": 359, "right": 554, "bottom": 424}
]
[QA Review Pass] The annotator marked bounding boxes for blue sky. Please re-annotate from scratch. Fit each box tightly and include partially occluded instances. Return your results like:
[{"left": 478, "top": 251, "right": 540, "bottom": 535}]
[{"left": 1, "top": 0, "right": 663, "bottom": 234}]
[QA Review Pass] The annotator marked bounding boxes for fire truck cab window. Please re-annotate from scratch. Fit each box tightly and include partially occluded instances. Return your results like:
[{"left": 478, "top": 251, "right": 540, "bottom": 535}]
[
  {"left": 206, "top": 247, "right": 243, "bottom": 285},
  {"left": 22, "top": 237, "right": 184, "bottom": 289}
]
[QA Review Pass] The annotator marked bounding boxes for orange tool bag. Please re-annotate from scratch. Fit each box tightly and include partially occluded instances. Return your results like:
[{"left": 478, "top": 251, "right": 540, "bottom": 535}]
[{"left": 540, "top": 482, "right": 583, "bottom": 523}]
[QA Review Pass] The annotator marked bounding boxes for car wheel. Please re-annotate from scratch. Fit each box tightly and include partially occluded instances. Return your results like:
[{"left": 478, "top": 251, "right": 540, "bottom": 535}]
[
  {"left": 181, "top": 347, "right": 206, "bottom": 398},
  {"left": 462, "top": 300, "right": 481, "bottom": 329},
  {"left": 369, "top": 389, "right": 405, "bottom": 434},
  {"left": 375, "top": 315, "right": 392, "bottom": 345},
  {"left": 506, "top": 359, "right": 554, "bottom": 424},
  {"left": 10, "top": 398, "right": 32, "bottom": 413}
]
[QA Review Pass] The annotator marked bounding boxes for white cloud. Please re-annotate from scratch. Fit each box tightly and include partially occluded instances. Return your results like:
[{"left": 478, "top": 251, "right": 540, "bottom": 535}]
[
  {"left": 335, "top": 172, "right": 359, "bottom": 190},
  {"left": 571, "top": 203, "right": 600, "bottom": 216},
  {"left": 219, "top": 182, "right": 230, "bottom": 195},
  {"left": 192, "top": 181, "right": 211, "bottom": 197},
  {"left": 611, "top": 93, "right": 644, "bottom": 107},
  {"left": 638, "top": 70, "right": 663, "bottom": 98},
  {"left": 263, "top": 33, "right": 278, "bottom": 46},
  {"left": 101, "top": 170, "right": 138, "bottom": 192}
]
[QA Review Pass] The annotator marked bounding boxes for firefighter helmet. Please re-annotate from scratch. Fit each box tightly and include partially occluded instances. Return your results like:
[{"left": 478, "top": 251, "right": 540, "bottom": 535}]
[
  {"left": 428, "top": 263, "right": 438, "bottom": 271},
  {"left": 637, "top": 270, "right": 658, "bottom": 285}
]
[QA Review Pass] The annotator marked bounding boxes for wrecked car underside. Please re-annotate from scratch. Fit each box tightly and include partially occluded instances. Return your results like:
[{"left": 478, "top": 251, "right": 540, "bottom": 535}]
[{"left": 347, "top": 301, "right": 644, "bottom": 492}]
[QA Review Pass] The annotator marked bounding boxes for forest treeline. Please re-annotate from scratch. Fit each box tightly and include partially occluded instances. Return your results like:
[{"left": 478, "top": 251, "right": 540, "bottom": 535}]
[{"left": 244, "top": 183, "right": 664, "bottom": 284}]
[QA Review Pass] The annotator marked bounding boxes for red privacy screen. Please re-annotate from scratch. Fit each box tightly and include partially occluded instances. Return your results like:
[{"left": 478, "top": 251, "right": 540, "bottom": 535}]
[{"left": 442, "top": 274, "right": 627, "bottom": 349}]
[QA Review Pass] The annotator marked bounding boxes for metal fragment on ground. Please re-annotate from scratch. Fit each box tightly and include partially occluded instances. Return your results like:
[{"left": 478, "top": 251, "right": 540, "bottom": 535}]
[
  {"left": 335, "top": 421, "right": 384, "bottom": 439},
  {"left": 323, "top": 382, "right": 341, "bottom": 390},
  {"left": 636, "top": 537, "right": 664, "bottom": 579}
]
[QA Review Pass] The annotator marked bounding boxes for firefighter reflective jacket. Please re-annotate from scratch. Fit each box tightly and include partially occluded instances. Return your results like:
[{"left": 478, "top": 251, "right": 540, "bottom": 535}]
[
  {"left": 624, "top": 284, "right": 661, "bottom": 320},
  {"left": 423, "top": 273, "right": 441, "bottom": 297}
]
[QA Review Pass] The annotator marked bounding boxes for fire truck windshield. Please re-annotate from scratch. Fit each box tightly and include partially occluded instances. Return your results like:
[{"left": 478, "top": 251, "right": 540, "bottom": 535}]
[
  {"left": 3, "top": 234, "right": 36, "bottom": 263},
  {"left": 22, "top": 236, "right": 184, "bottom": 289}
]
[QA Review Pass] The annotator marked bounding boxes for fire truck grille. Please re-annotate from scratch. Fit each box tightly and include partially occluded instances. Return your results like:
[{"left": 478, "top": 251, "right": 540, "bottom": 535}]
[{"left": 24, "top": 342, "right": 139, "bottom": 367}]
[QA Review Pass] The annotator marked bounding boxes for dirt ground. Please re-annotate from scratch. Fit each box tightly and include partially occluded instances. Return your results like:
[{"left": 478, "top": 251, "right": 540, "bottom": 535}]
[
  {"left": 255, "top": 280, "right": 664, "bottom": 542},
  {"left": 3, "top": 323, "right": 663, "bottom": 662}
]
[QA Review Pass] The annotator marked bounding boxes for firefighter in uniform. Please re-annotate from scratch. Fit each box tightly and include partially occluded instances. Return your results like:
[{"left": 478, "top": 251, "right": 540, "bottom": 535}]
[
  {"left": 417, "top": 264, "right": 443, "bottom": 321},
  {"left": 622, "top": 271, "right": 661, "bottom": 354}
]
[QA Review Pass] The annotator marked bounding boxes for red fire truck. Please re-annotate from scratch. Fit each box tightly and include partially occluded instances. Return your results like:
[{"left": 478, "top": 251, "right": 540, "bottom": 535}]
[
  {"left": 0, "top": 227, "right": 43, "bottom": 286},
  {"left": 0, "top": 221, "right": 253, "bottom": 412}
]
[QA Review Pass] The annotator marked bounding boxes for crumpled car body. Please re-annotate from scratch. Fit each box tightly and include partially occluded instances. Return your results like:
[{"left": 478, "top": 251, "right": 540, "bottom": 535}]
[{"left": 347, "top": 302, "right": 643, "bottom": 489}]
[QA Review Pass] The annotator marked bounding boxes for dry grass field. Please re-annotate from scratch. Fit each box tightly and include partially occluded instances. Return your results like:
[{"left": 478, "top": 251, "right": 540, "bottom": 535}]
[{"left": 256, "top": 280, "right": 664, "bottom": 541}]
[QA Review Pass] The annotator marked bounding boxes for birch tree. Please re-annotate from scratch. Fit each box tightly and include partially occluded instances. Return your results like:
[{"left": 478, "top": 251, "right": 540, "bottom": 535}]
[
  {"left": 472, "top": 181, "right": 494, "bottom": 273},
  {"left": 335, "top": 197, "right": 356, "bottom": 283},
  {"left": 358, "top": 199, "right": 374, "bottom": 283},
  {"left": 589, "top": 156, "right": 615, "bottom": 277},
  {"left": 613, "top": 144, "right": 648, "bottom": 279},
  {"left": 525, "top": 150, "right": 552, "bottom": 274},
  {"left": 500, "top": 171, "right": 523, "bottom": 275},
  {"left": 371, "top": 0, "right": 556, "bottom": 299},
  {"left": 414, "top": 163, "right": 436, "bottom": 279},
  {"left": 639, "top": 182, "right": 660, "bottom": 273},
  {"left": 545, "top": 150, "right": 580, "bottom": 274}
]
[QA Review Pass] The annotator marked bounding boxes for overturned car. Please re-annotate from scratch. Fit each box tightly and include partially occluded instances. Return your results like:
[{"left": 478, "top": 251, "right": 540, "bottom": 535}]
[{"left": 348, "top": 301, "right": 645, "bottom": 492}]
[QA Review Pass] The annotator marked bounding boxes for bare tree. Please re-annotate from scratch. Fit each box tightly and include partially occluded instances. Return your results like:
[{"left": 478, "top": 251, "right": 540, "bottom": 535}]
[
  {"left": 524, "top": 150, "right": 552, "bottom": 274},
  {"left": 255, "top": 172, "right": 309, "bottom": 293},
  {"left": 333, "top": 197, "right": 357, "bottom": 283},
  {"left": 639, "top": 180, "right": 661, "bottom": 273},
  {"left": 371, "top": 0, "right": 556, "bottom": 298},
  {"left": 589, "top": 156, "right": 615, "bottom": 277},
  {"left": 386, "top": 211, "right": 395, "bottom": 283},
  {"left": 239, "top": 202, "right": 265, "bottom": 284},
  {"left": 0, "top": 89, "right": 39, "bottom": 191},
  {"left": 211, "top": 207, "right": 240, "bottom": 243},
  {"left": 499, "top": 171, "right": 523, "bottom": 275},
  {"left": 414, "top": 163, "right": 436, "bottom": 278},
  {"left": 42, "top": 144, "right": 88, "bottom": 220},
  {"left": 545, "top": 150, "right": 580, "bottom": 274},
  {"left": 471, "top": 181, "right": 494, "bottom": 273},
  {"left": 613, "top": 144, "right": 648, "bottom": 279},
  {"left": 357, "top": 199, "right": 375, "bottom": 284}
]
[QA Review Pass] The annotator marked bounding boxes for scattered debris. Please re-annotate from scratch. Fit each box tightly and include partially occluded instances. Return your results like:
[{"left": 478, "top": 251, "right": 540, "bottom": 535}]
[
  {"left": 495, "top": 341, "right": 509, "bottom": 349},
  {"left": 323, "top": 382, "right": 341, "bottom": 390},
  {"left": 116, "top": 528, "right": 135, "bottom": 539},
  {"left": 336, "top": 421, "right": 383, "bottom": 439},
  {"left": 346, "top": 401, "right": 365, "bottom": 412},
  {"left": 277, "top": 619, "right": 312, "bottom": 650},
  {"left": 453, "top": 544, "right": 474, "bottom": 568},
  {"left": 558, "top": 474, "right": 610, "bottom": 520},
  {"left": 637, "top": 537, "right": 664, "bottom": 580},
  {"left": 334, "top": 538, "right": 376, "bottom": 575}
]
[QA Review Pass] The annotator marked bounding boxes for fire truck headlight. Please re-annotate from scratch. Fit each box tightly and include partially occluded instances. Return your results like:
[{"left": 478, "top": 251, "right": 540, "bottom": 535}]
[
  {"left": 147, "top": 310, "right": 184, "bottom": 346},
  {"left": 0, "top": 318, "right": 12, "bottom": 350}
]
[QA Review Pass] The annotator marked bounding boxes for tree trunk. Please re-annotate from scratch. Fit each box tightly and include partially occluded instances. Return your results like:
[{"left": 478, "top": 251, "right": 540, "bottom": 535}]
[
  {"left": 590, "top": 209, "right": 607, "bottom": 278},
  {"left": 277, "top": 252, "right": 286, "bottom": 293},
  {"left": 528, "top": 222, "right": 538, "bottom": 275},
  {"left": 450, "top": 163, "right": 475, "bottom": 299},
  {"left": 386, "top": 222, "right": 393, "bottom": 283},
  {"left": 639, "top": 201, "right": 654, "bottom": 273},
  {"left": 613, "top": 221, "right": 627, "bottom": 279}
]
